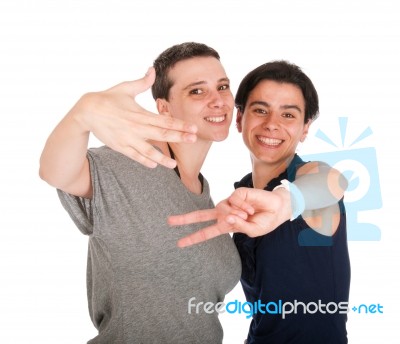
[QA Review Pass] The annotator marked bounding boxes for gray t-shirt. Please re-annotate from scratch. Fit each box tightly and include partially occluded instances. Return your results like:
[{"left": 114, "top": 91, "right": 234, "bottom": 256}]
[{"left": 58, "top": 146, "right": 241, "bottom": 344}]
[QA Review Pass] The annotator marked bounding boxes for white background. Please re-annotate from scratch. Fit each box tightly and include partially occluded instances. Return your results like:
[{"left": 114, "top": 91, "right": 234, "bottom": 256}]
[{"left": 1, "top": 0, "right": 399, "bottom": 343}]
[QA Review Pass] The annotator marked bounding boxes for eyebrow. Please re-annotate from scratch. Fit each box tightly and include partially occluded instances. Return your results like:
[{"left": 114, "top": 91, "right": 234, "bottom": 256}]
[
  {"left": 183, "top": 77, "right": 230, "bottom": 91},
  {"left": 248, "top": 101, "right": 303, "bottom": 113}
]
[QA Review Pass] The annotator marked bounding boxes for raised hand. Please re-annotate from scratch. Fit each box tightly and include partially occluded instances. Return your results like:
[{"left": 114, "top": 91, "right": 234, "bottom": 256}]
[
  {"left": 168, "top": 187, "right": 292, "bottom": 247},
  {"left": 76, "top": 67, "right": 198, "bottom": 169},
  {"left": 40, "top": 68, "right": 200, "bottom": 198}
]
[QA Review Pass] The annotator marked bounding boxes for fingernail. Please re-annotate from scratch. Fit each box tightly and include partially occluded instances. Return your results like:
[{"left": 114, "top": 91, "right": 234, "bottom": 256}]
[
  {"left": 238, "top": 212, "right": 247, "bottom": 220},
  {"left": 246, "top": 207, "right": 255, "bottom": 215},
  {"left": 184, "top": 134, "right": 197, "bottom": 143},
  {"left": 187, "top": 124, "right": 198, "bottom": 133},
  {"left": 148, "top": 161, "right": 158, "bottom": 168},
  {"left": 145, "top": 66, "right": 153, "bottom": 76},
  {"left": 167, "top": 159, "right": 177, "bottom": 169},
  {"left": 177, "top": 240, "right": 187, "bottom": 248}
]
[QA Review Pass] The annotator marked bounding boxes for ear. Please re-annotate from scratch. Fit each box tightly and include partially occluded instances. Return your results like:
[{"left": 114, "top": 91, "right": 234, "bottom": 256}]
[
  {"left": 300, "top": 119, "right": 312, "bottom": 142},
  {"left": 156, "top": 98, "right": 171, "bottom": 116},
  {"left": 236, "top": 109, "right": 243, "bottom": 133}
]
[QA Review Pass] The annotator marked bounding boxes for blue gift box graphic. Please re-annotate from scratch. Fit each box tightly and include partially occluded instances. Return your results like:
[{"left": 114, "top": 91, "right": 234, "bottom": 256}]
[{"left": 301, "top": 117, "right": 382, "bottom": 241}]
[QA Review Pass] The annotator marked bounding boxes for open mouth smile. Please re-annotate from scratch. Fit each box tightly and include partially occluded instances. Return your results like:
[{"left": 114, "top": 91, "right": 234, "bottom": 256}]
[
  {"left": 256, "top": 136, "right": 283, "bottom": 146},
  {"left": 204, "top": 115, "right": 226, "bottom": 123}
]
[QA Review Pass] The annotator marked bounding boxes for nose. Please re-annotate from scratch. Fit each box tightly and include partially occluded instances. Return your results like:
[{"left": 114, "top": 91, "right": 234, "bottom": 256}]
[
  {"left": 208, "top": 90, "right": 225, "bottom": 108},
  {"left": 262, "top": 113, "right": 279, "bottom": 131}
]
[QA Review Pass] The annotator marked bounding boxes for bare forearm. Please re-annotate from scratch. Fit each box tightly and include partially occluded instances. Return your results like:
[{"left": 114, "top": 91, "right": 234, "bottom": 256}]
[{"left": 39, "top": 99, "right": 90, "bottom": 193}]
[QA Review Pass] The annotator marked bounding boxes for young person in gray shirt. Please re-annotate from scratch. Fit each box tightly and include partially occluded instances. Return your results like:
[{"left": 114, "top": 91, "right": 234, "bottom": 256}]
[{"left": 39, "top": 42, "right": 242, "bottom": 344}]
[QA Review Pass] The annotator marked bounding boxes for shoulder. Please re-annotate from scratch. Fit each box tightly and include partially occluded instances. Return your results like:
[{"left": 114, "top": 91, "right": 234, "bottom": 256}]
[
  {"left": 234, "top": 172, "right": 253, "bottom": 189},
  {"left": 88, "top": 146, "right": 147, "bottom": 172},
  {"left": 287, "top": 154, "right": 308, "bottom": 181},
  {"left": 88, "top": 145, "right": 120, "bottom": 161}
]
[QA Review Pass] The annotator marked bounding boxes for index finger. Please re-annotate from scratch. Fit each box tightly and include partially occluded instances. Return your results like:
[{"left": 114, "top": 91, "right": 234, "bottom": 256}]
[
  {"left": 128, "top": 102, "right": 198, "bottom": 135},
  {"left": 168, "top": 208, "right": 217, "bottom": 226},
  {"left": 177, "top": 222, "right": 230, "bottom": 248},
  {"left": 228, "top": 191, "right": 255, "bottom": 215},
  {"left": 142, "top": 111, "right": 198, "bottom": 135}
]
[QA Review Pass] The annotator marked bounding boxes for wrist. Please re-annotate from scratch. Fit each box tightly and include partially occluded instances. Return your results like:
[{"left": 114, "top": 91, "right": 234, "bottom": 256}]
[
  {"left": 273, "top": 179, "right": 305, "bottom": 221},
  {"left": 69, "top": 93, "right": 94, "bottom": 133},
  {"left": 272, "top": 186, "right": 292, "bottom": 221}
]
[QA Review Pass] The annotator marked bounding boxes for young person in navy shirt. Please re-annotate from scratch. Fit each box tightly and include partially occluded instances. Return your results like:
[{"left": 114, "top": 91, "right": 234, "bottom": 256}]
[{"left": 170, "top": 61, "right": 351, "bottom": 344}]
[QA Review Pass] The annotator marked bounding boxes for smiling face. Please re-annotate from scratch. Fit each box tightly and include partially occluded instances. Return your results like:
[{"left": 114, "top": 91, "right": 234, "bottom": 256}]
[
  {"left": 237, "top": 80, "right": 310, "bottom": 172},
  {"left": 157, "top": 56, "right": 234, "bottom": 143}
]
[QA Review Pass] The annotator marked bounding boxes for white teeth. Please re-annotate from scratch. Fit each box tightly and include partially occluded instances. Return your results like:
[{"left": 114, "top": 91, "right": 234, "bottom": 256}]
[
  {"left": 205, "top": 115, "right": 225, "bottom": 123},
  {"left": 257, "top": 136, "right": 283, "bottom": 145}
]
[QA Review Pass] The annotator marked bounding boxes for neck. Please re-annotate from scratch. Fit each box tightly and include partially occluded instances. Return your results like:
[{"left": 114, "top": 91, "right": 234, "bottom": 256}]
[
  {"left": 251, "top": 155, "right": 295, "bottom": 189},
  {"left": 156, "top": 140, "right": 212, "bottom": 194}
]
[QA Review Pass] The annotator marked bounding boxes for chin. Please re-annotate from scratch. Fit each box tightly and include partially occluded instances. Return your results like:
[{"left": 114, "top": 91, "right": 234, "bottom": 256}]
[{"left": 213, "top": 131, "right": 229, "bottom": 142}]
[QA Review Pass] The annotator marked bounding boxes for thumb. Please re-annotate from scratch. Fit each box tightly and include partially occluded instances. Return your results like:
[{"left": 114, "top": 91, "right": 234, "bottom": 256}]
[
  {"left": 123, "top": 67, "right": 156, "bottom": 97},
  {"left": 228, "top": 188, "right": 255, "bottom": 215},
  {"left": 144, "top": 66, "right": 156, "bottom": 84},
  {"left": 110, "top": 67, "right": 156, "bottom": 97},
  {"left": 130, "top": 66, "right": 156, "bottom": 97}
]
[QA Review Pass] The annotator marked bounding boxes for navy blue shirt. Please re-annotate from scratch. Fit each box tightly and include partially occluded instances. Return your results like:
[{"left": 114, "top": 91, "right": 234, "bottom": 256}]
[{"left": 233, "top": 155, "right": 351, "bottom": 344}]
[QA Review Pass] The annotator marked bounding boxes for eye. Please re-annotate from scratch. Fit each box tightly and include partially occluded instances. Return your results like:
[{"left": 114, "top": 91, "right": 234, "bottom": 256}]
[
  {"left": 282, "top": 112, "right": 295, "bottom": 118},
  {"left": 189, "top": 88, "right": 204, "bottom": 95},
  {"left": 254, "top": 108, "right": 267, "bottom": 116},
  {"left": 218, "top": 84, "right": 230, "bottom": 91}
]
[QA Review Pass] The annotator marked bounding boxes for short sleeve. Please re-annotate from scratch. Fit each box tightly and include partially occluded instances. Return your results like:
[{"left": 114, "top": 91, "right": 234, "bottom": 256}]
[
  {"left": 57, "top": 150, "right": 99, "bottom": 235},
  {"left": 57, "top": 189, "right": 94, "bottom": 235}
]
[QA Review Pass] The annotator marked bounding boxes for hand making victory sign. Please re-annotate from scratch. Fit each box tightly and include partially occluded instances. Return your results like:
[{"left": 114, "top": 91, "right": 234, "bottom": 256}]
[
  {"left": 169, "top": 161, "right": 347, "bottom": 248},
  {"left": 168, "top": 187, "right": 292, "bottom": 248}
]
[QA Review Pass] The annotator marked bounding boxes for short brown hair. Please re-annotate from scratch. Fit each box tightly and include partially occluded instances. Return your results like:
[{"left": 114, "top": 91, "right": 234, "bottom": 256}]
[{"left": 151, "top": 42, "right": 220, "bottom": 100}]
